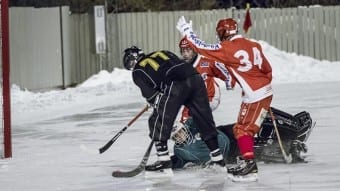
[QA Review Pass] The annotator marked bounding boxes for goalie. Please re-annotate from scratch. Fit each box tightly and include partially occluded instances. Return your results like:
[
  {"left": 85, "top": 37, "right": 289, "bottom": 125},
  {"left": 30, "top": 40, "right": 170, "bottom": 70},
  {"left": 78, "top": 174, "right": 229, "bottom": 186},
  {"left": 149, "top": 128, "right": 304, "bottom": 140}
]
[{"left": 170, "top": 107, "right": 314, "bottom": 169}]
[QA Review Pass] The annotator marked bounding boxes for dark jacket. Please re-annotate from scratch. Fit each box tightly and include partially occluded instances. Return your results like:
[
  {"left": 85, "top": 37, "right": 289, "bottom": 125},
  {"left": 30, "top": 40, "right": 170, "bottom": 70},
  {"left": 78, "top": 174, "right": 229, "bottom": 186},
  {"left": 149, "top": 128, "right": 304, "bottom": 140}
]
[{"left": 132, "top": 50, "right": 197, "bottom": 103}]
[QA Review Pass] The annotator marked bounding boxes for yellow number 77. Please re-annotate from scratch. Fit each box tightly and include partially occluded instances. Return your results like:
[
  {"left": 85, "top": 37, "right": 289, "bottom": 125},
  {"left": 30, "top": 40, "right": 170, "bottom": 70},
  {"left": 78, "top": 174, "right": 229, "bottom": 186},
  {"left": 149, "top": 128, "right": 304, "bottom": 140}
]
[{"left": 139, "top": 51, "right": 169, "bottom": 71}]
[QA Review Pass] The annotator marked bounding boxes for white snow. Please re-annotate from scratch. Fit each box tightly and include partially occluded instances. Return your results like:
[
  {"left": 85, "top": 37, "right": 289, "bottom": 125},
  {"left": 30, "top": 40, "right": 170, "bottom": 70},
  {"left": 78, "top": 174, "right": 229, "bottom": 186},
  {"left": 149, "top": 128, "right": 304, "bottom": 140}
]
[{"left": 1, "top": 41, "right": 340, "bottom": 190}]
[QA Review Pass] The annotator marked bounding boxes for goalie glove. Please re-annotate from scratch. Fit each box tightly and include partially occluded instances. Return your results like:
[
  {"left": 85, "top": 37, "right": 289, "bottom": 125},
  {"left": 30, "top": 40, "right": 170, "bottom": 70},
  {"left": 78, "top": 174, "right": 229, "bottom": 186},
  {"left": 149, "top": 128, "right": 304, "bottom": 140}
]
[{"left": 176, "top": 16, "right": 193, "bottom": 37}]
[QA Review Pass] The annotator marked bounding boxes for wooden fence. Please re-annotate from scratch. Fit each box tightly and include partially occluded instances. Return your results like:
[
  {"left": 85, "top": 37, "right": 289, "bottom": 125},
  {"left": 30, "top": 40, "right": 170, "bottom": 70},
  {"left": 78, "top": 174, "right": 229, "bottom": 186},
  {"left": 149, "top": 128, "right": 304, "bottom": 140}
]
[
  {"left": 233, "top": 6, "right": 340, "bottom": 61},
  {"left": 107, "top": 9, "right": 233, "bottom": 71},
  {"left": 107, "top": 6, "right": 340, "bottom": 70},
  {"left": 9, "top": 6, "right": 340, "bottom": 90}
]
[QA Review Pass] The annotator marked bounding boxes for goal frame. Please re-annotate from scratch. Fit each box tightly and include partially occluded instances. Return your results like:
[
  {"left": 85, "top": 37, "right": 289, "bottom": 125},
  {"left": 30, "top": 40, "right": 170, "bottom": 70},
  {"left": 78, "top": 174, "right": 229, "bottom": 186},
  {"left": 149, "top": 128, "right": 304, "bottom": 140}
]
[{"left": 1, "top": 0, "right": 11, "bottom": 159}]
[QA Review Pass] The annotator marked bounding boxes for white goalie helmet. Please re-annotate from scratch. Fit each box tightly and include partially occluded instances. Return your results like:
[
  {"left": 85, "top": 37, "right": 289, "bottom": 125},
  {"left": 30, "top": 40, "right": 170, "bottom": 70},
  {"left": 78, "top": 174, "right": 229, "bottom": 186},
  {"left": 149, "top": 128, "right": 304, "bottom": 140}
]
[{"left": 171, "top": 122, "right": 193, "bottom": 145}]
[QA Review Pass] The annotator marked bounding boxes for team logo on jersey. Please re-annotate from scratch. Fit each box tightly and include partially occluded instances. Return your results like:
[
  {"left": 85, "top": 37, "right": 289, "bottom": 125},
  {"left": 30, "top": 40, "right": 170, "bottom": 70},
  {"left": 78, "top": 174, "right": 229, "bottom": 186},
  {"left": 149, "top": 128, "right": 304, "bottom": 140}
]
[
  {"left": 200, "top": 62, "right": 209, "bottom": 67},
  {"left": 188, "top": 34, "right": 220, "bottom": 50}
]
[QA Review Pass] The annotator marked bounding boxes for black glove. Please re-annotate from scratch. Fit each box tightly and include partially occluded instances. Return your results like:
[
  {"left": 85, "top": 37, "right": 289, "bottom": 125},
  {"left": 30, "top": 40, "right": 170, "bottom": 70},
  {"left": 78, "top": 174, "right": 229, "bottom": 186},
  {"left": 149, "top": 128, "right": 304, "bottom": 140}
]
[{"left": 147, "top": 91, "right": 163, "bottom": 108}]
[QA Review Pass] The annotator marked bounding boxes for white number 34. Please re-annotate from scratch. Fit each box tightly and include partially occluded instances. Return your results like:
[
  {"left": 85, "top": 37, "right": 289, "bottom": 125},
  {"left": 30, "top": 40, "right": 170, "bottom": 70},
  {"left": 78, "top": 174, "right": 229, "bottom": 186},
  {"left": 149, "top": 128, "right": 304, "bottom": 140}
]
[{"left": 234, "top": 47, "right": 263, "bottom": 72}]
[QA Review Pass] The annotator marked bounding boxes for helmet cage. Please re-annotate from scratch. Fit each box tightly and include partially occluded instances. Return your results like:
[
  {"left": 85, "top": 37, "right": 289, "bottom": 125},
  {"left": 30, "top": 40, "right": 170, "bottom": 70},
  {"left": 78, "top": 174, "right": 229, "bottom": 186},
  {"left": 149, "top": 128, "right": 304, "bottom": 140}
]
[
  {"left": 123, "top": 46, "right": 144, "bottom": 70},
  {"left": 123, "top": 52, "right": 138, "bottom": 70},
  {"left": 171, "top": 123, "right": 193, "bottom": 145}
]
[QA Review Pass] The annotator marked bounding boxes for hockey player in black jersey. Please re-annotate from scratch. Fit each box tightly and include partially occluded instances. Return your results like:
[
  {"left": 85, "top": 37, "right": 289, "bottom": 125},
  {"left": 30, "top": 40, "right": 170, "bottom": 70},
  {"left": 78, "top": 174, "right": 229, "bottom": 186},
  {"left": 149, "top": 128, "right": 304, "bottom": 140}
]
[{"left": 123, "top": 46, "right": 226, "bottom": 178}]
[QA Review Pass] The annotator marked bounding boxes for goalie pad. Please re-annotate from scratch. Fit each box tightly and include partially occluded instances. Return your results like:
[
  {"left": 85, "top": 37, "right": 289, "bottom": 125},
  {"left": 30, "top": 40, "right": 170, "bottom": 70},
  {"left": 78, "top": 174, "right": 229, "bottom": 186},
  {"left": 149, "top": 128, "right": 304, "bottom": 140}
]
[
  {"left": 255, "top": 139, "right": 308, "bottom": 163},
  {"left": 258, "top": 107, "right": 313, "bottom": 142},
  {"left": 254, "top": 107, "right": 314, "bottom": 163}
]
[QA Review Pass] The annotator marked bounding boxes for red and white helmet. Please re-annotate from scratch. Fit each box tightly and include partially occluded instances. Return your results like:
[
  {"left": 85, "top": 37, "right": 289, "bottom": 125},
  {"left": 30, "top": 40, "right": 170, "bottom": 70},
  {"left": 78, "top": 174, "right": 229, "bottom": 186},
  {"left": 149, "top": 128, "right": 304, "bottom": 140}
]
[
  {"left": 216, "top": 18, "right": 238, "bottom": 41},
  {"left": 179, "top": 38, "right": 197, "bottom": 63},
  {"left": 179, "top": 38, "right": 190, "bottom": 49}
]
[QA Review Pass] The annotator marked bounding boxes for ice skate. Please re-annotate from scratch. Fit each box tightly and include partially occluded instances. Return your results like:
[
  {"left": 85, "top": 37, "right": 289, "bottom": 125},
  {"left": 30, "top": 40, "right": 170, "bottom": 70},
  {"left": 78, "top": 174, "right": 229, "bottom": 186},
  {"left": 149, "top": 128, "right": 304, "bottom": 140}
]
[
  {"left": 227, "top": 157, "right": 258, "bottom": 182},
  {"left": 144, "top": 160, "right": 174, "bottom": 179},
  {"left": 202, "top": 148, "right": 227, "bottom": 172}
]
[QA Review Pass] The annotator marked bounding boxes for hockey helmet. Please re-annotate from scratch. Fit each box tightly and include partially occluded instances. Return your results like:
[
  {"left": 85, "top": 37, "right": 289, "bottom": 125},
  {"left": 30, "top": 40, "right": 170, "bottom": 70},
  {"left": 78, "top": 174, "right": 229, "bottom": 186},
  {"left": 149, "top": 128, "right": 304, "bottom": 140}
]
[
  {"left": 216, "top": 18, "right": 238, "bottom": 41},
  {"left": 171, "top": 122, "right": 193, "bottom": 145},
  {"left": 122, "top": 46, "right": 145, "bottom": 70},
  {"left": 179, "top": 38, "right": 197, "bottom": 63},
  {"left": 179, "top": 38, "right": 190, "bottom": 49}
]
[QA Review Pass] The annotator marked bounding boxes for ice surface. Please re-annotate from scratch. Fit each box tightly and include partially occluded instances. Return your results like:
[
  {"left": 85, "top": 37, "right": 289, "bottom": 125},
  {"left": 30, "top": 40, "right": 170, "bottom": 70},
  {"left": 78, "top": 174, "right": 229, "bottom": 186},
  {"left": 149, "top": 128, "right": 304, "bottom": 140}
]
[{"left": 2, "top": 41, "right": 340, "bottom": 190}]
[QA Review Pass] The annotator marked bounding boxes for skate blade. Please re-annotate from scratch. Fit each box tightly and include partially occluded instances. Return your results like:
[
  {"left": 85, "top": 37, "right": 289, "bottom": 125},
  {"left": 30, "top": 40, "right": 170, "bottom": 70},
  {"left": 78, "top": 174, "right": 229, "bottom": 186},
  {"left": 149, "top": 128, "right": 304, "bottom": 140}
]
[
  {"left": 228, "top": 173, "right": 258, "bottom": 182},
  {"left": 144, "top": 168, "right": 174, "bottom": 179}
]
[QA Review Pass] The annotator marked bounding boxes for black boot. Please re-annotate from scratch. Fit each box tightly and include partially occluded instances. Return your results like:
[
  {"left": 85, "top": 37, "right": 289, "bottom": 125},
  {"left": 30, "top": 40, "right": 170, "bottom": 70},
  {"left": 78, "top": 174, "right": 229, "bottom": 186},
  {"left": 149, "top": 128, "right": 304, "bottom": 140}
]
[
  {"left": 145, "top": 160, "right": 172, "bottom": 171},
  {"left": 227, "top": 157, "right": 258, "bottom": 182},
  {"left": 210, "top": 149, "right": 226, "bottom": 167},
  {"left": 144, "top": 141, "right": 173, "bottom": 178},
  {"left": 203, "top": 149, "right": 227, "bottom": 172}
]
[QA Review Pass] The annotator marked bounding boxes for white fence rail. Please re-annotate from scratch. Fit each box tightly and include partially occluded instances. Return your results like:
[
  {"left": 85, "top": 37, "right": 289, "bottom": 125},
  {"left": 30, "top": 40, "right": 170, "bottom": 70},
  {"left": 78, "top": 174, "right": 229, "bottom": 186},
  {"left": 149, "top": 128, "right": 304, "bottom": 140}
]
[
  {"left": 9, "top": 6, "right": 340, "bottom": 90},
  {"left": 109, "top": 6, "right": 340, "bottom": 68},
  {"left": 232, "top": 6, "right": 340, "bottom": 61}
]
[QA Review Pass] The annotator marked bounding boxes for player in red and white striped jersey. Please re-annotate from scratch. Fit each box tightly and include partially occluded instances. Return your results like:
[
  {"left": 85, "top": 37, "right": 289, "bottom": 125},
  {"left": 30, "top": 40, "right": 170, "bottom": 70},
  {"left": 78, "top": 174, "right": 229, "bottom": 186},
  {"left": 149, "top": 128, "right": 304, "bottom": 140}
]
[{"left": 177, "top": 16, "right": 273, "bottom": 182}]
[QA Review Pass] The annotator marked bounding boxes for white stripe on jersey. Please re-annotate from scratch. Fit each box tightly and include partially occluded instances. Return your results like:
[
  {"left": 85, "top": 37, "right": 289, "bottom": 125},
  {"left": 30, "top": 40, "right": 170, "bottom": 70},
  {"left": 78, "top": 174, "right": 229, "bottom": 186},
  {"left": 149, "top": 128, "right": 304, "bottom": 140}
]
[{"left": 230, "top": 68, "right": 273, "bottom": 103}]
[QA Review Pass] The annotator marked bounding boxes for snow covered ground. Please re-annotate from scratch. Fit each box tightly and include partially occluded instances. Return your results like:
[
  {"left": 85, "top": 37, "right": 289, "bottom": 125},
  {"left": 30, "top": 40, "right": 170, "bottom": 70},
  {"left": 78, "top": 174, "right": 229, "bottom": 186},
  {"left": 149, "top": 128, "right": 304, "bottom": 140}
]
[{"left": 1, "top": 41, "right": 340, "bottom": 191}]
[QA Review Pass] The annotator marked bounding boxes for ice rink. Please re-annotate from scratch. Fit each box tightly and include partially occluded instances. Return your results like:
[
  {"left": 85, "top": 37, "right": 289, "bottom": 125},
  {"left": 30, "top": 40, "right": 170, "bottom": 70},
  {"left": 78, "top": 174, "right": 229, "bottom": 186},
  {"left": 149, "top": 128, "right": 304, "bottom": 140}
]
[{"left": 2, "top": 41, "right": 340, "bottom": 190}]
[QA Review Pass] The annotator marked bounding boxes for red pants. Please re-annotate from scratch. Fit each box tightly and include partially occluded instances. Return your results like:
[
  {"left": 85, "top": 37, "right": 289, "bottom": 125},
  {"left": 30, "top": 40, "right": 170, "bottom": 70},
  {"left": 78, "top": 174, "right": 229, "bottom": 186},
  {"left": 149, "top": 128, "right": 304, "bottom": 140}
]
[{"left": 233, "top": 95, "right": 273, "bottom": 159}]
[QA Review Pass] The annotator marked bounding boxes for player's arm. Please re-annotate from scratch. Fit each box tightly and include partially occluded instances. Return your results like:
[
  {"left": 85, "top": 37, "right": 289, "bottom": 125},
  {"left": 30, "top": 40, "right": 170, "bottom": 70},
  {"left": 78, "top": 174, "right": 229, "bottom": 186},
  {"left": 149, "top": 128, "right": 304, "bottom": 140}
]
[
  {"left": 176, "top": 16, "right": 229, "bottom": 65},
  {"left": 209, "top": 81, "right": 221, "bottom": 111},
  {"left": 132, "top": 70, "right": 161, "bottom": 104},
  {"left": 213, "top": 62, "right": 236, "bottom": 90}
]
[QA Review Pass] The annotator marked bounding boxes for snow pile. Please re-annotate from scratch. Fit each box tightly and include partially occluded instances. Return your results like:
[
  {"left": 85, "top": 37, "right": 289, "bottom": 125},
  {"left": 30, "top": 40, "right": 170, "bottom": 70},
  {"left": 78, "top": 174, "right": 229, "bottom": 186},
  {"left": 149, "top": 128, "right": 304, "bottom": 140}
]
[
  {"left": 260, "top": 41, "right": 340, "bottom": 84},
  {"left": 10, "top": 41, "right": 340, "bottom": 114}
]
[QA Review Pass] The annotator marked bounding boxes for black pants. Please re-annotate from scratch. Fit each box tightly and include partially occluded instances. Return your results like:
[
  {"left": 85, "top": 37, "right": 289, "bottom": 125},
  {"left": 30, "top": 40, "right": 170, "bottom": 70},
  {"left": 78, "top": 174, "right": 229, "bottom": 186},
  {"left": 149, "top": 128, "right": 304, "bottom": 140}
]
[{"left": 148, "top": 74, "right": 218, "bottom": 143}]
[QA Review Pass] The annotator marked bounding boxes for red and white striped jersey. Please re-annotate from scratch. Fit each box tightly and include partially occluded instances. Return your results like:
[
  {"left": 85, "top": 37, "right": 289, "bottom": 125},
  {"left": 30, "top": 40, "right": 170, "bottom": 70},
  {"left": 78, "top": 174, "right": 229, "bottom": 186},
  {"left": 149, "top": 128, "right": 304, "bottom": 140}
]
[
  {"left": 181, "top": 55, "right": 234, "bottom": 122},
  {"left": 186, "top": 34, "right": 273, "bottom": 103}
]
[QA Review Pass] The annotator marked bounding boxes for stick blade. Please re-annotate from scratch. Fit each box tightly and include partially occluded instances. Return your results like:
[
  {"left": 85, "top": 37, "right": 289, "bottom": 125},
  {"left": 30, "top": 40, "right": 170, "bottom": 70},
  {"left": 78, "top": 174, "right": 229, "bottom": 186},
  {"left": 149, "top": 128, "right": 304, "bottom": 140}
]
[
  {"left": 98, "top": 140, "right": 114, "bottom": 154},
  {"left": 112, "top": 167, "right": 144, "bottom": 178},
  {"left": 112, "top": 140, "right": 154, "bottom": 178}
]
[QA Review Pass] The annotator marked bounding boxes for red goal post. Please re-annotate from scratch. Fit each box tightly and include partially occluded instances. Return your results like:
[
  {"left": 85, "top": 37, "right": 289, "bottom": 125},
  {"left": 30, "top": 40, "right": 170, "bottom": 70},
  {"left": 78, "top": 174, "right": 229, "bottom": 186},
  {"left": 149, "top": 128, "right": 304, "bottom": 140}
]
[{"left": 1, "top": 0, "right": 11, "bottom": 159}]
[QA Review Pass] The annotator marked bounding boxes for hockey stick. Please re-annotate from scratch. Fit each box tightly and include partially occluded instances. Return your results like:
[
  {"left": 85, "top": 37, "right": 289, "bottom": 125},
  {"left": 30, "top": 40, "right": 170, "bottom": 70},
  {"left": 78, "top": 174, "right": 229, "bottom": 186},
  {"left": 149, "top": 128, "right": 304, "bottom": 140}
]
[
  {"left": 269, "top": 108, "right": 293, "bottom": 163},
  {"left": 112, "top": 140, "right": 154, "bottom": 178},
  {"left": 99, "top": 105, "right": 149, "bottom": 154}
]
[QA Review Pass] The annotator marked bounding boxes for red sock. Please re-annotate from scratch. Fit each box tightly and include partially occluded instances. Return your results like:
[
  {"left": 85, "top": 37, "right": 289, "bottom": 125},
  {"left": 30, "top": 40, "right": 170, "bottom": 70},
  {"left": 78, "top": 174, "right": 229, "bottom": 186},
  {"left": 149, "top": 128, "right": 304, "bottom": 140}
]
[{"left": 237, "top": 135, "right": 254, "bottom": 160}]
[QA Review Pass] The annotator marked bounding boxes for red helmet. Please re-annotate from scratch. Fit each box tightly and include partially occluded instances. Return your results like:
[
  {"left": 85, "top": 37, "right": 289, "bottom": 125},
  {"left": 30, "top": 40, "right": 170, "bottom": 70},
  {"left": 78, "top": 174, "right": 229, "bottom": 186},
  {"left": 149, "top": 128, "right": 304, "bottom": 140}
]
[
  {"left": 216, "top": 18, "right": 238, "bottom": 41},
  {"left": 179, "top": 38, "right": 197, "bottom": 63},
  {"left": 179, "top": 38, "right": 190, "bottom": 48}
]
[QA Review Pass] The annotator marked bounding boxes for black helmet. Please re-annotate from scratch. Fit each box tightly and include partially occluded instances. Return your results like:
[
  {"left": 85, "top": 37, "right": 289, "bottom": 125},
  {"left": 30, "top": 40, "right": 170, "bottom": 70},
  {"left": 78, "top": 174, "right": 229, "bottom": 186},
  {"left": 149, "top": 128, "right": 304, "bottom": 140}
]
[{"left": 123, "top": 46, "right": 145, "bottom": 70}]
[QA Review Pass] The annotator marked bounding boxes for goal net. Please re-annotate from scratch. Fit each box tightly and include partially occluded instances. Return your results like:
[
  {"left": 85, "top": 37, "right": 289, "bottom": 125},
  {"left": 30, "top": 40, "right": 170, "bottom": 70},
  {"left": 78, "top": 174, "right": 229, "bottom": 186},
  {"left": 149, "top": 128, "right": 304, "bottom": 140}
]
[{"left": 1, "top": 0, "right": 11, "bottom": 159}]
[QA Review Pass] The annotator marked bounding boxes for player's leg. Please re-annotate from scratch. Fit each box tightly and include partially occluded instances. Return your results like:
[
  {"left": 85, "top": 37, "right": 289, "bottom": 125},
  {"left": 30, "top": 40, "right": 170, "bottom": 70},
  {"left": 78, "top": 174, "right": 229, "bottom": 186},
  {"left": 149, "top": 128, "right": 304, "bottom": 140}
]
[
  {"left": 228, "top": 96, "right": 272, "bottom": 182},
  {"left": 186, "top": 74, "right": 225, "bottom": 167},
  {"left": 145, "top": 81, "right": 189, "bottom": 177}
]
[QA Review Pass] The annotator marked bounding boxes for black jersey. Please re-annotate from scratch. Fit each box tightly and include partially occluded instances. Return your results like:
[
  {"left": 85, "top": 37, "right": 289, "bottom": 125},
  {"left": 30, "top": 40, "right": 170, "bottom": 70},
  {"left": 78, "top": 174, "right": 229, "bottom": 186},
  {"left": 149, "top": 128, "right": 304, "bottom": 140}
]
[
  {"left": 132, "top": 50, "right": 197, "bottom": 103},
  {"left": 129, "top": 49, "right": 219, "bottom": 156}
]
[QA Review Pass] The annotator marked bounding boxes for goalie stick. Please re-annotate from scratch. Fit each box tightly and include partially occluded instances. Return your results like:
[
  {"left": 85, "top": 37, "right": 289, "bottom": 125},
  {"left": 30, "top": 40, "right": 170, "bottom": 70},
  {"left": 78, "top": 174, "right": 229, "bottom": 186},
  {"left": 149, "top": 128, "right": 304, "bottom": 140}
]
[{"left": 112, "top": 140, "right": 154, "bottom": 178}]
